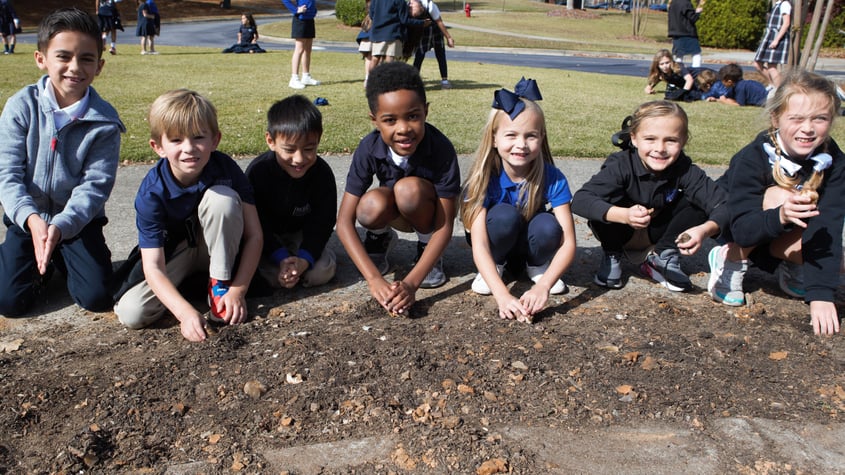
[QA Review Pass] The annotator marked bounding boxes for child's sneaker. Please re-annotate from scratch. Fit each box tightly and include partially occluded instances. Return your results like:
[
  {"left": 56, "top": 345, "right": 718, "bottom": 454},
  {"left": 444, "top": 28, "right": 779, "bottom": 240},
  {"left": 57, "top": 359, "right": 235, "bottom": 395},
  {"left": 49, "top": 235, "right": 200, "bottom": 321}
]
[
  {"left": 594, "top": 251, "right": 623, "bottom": 288},
  {"left": 471, "top": 264, "right": 504, "bottom": 295},
  {"left": 777, "top": 261, "right": 805, "bottom": 298},
  {"left": 289, "top": 75, "right": 305, "bottom": 90},
  {"left": 707, "top": 245, "right": 747, "bottom": 306},
  {"left": 301, "top": 73, "right": 321, "bottom": 86},
  {"left": 441, "top": 79, "right": 452, "bottom": 89},
  {"left": 109, "top": 46, "right": 117, "bottom": 55},
  {"left": 364, "top": 229, "right": 397, "bottom": 275},
  {"left": 526, "top": 261, "right": 567, "bottom": 295},
  {"left": 416, "top": 241, "right": 446, "bottom": 288},
  {"left": 640, "top": 249, "right": 692, "bottom": 292},
  {"left": 207, "top": 278, "right": 231, "bottom": 322}
]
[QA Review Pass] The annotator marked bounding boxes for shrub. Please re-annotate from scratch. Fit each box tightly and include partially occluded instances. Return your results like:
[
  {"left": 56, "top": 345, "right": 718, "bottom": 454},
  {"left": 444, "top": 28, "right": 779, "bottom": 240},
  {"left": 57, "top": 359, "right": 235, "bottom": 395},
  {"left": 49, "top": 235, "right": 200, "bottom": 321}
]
[
  {"left": 698, "top": 0, "right": 768, "bottom": 50},
  {"left": 336, "top": 0, "right": 367, "bottom": 26}
]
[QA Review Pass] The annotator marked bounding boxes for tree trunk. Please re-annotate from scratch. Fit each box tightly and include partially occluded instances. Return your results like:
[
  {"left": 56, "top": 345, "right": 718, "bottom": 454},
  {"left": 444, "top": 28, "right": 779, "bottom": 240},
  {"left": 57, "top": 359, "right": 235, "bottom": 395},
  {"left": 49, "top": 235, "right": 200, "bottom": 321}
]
[
  {"left": 800, "top": 0, "right": 823, "bottom": 69},
  {"left": 807, "top": 0, "right": 836, "bottom": 70}
]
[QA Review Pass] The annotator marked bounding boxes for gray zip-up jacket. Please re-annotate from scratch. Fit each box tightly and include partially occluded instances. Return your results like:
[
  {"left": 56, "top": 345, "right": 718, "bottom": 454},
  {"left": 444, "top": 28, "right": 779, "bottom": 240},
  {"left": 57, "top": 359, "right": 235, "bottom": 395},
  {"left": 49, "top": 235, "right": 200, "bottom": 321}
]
[{"left": 0, "top": 75, "right": 124, "bottom": 240}]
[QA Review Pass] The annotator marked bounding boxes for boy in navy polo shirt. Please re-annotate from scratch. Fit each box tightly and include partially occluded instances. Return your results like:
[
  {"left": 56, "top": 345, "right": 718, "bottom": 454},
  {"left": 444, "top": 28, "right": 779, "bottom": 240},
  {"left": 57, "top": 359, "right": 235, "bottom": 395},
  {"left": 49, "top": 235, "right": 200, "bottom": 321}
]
[
  {"left": 714, "top": 63, "right": 768, "bottom": 107},
  {"left": 246, "top": 95, "right": 337, "bottom": 291},
  {"left": 336, "top": 62, "right": 460, "bottom": 316},
  {"left": 114, "top": 89, "right": 263, "bottom": 342}
]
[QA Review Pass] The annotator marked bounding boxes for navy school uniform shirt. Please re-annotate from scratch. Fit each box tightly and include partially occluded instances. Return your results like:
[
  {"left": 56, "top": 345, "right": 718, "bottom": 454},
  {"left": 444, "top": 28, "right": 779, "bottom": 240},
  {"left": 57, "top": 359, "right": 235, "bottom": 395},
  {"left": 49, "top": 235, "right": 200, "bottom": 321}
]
[
  {"left": 483, "top": 162, "right": 572, "bottom": 213},
  {"left": 135, "top": 150, "right": 255, "bottom": 251},
  {"left": 570, "top": 147, "right": 728, "bottom": 232},
  {"left": 728, "top": 79, "right": 768, "bottom": 107},
  {"left": 245, "top": 150, "right": 337, "bottom": 267},
  {"left": 345, "top": 123, "right": 461, "bottom": 199}
]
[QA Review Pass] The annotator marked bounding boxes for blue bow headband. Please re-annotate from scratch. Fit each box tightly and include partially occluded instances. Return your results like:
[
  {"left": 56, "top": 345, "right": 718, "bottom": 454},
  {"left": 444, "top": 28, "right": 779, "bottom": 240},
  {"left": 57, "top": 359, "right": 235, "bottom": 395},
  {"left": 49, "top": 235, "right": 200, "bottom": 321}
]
[{"left": 492, "top": 77, "right": 543, "bottom": 119}]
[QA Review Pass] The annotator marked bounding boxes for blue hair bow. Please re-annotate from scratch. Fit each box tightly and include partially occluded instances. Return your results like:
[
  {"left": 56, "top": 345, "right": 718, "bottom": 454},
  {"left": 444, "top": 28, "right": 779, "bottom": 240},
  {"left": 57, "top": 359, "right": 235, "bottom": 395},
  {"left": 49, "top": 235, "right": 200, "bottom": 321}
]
[{"left": 492, "top": 77, "right": 543, "bottom": 119}]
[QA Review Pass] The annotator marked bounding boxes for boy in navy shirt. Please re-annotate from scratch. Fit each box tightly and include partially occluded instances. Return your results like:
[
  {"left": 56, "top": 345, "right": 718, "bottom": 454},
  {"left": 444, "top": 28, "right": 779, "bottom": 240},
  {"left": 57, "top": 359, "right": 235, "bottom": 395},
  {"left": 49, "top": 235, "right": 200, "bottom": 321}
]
[
  {"left": 246, "top": 95, "right": 337, "bottom": 291},
  {"left": 714, "top": 63, "right": 768, "bottom": 107},
  {"left": 336, "top": 62, "right": 460, "bottom": 316},
  {"left": 114, "top": 89, "right": 262, "bottom": 342}
]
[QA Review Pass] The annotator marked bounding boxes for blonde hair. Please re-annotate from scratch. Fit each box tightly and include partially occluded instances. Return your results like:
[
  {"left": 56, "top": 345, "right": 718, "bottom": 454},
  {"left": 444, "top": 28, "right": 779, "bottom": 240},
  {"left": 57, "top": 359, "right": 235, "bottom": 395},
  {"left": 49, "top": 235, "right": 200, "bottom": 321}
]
[
  {"left": 460, "top": 100, "right": 553, "bottom": 228},
  {"left": 148, "top": 89, "right": 220, "bottom": 144},
  {"left": 766, "top": 70, "right": 839, "bottom": 199},
  {"left": 695, "top": 69, "right": 716, "bottom": 92},
  {"left": 630, "top": 100, "right": 690, "bottom": 145},
  {"left": 647, "top": 49, "right": 681, "bottom": 89}
]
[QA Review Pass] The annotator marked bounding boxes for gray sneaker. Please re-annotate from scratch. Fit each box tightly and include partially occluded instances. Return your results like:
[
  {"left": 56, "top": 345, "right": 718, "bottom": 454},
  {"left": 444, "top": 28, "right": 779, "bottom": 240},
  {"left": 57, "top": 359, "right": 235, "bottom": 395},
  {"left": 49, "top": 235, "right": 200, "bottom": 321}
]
[
  {"left": 364, "top": 229, "right": 397, "bottom": 275},
  {"left": 416, "top": 241, "right": 446, "bottom": 288},
  {"left": 641, "top": 248, "right": 692, "bottom": 292},
  {"left": 707, "top": 245, "right": 747, "bottom": 306},
  {"left": 777, "top": 261, "right": 805, "bottom": 298},
  {"left": 594, "top": 251, "right": 623, "bottom": 288}
]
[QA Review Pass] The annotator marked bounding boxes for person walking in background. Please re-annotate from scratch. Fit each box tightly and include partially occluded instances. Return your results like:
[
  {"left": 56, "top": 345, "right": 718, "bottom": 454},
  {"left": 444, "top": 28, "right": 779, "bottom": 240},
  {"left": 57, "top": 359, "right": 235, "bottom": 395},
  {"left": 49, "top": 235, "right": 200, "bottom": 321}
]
[
  {"left": 754, "top": 0, "right": 791, "bottom": 88},
  {"left": 96, "top": 0, "right": 121, "bottom": 55},
  {"left": 283, "top": 0, "right": 320, "bottom": 89},
  {"left": 136, "top": 0, "right": 157, "bottom": 54},
  {"left": 667, "top": 0, "right": 704, "bottom": 68},
  {"left": 409, "top": 0, "right": 455, "bottom": 89},
  {"left": 356, "top": 0, "right": 374, "bottom": 88},
  {"left": 368, "top": 0, "right": 424, "bottom": 68},
  {"left": 0, "top": 0, "right": 18, "bottom": 54}
]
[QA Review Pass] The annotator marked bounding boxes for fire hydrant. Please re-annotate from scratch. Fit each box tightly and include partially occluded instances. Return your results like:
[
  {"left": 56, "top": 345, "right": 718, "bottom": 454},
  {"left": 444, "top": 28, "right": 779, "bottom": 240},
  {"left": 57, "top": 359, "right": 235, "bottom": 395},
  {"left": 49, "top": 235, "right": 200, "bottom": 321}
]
[{"left": 464, "top": 3, "right": 472, "bottom": 17}]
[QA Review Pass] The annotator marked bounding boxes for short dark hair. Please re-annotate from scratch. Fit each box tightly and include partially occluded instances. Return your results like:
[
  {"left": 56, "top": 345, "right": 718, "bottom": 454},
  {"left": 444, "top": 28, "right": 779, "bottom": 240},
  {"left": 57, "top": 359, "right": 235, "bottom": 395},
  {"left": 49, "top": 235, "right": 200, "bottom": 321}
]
[
  {"left": 38, "top": 8, "right": 103, "bottom": 58},
  {"left": 266, "top": 95, "right": 323, "bottom": 141},
  {"left": 718, "top": 63, "right": 744, "bottom": 83},
  {"left": 365, "top": 62, "right": 427, "bottom": 114}
]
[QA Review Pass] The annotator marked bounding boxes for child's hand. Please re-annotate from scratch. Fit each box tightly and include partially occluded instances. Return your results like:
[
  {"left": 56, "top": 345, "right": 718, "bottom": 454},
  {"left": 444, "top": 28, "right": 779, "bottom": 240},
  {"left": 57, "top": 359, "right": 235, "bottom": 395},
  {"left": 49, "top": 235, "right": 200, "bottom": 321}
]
[
  {"left": 644, "top": 84, "right": 655, "bottom": 95},
  {"left": 519, "top": 286, "right": 549, "bottom": 321},
  {"left": 210, "top": 287, "right": 248, "bottom": 325},
  {"left": 27, "top": 215, "right": 61, "bottom": 275},
  {"left": 179, "top": 312, "right": 208, "bottom": 342},
  {"left": 278, "top": 257, "right": 308, "bottom": 288},
  {"left": 627, "top": 204, "right": 653, "bottom": 229},
  {"left": 779, "top": 192, "right": 819, "bottom": 229},
  {"left": 675, "top": 228, "right": 704, "bottom": 255},
  {"left": 810, "top": 301, "right": 839, "bottom": 335},
  {"left": 385, "top": 280, "right": 415, "bottom": 315},
  {"left": 297, "top": 5, "right": 307, "bottom": 13},
  {"left": 495, "top": 293, "right": 530, "bottom": 322}
]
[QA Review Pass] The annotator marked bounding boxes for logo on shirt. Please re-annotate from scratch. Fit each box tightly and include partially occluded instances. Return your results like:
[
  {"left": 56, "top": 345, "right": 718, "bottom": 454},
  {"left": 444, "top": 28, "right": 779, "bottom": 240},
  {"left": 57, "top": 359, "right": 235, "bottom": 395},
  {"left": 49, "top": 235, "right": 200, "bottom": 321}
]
[{"left": 292, "top": 204, "right": 311, "bottom": 217}]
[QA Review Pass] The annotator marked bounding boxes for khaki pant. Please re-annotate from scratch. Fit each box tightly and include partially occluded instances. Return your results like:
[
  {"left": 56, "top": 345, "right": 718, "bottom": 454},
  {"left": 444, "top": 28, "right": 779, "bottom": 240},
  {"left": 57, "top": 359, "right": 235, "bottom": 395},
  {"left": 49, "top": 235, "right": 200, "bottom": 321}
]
[{"left": 115, "top": 186, "right": 244, "bottom": 329}]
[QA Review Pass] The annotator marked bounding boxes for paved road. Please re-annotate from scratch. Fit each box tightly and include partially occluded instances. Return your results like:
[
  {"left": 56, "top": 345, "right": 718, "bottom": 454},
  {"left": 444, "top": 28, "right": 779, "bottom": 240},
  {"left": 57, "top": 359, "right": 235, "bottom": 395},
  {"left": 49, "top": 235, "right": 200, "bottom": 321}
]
[{"left": 14, "top": 15, "right": 845, "bottom": 78}]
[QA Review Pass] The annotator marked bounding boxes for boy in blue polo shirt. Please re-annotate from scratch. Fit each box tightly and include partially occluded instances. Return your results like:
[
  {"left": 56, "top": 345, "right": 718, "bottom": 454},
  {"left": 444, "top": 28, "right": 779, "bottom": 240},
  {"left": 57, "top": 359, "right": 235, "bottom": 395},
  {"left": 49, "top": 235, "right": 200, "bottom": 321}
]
[
  {"left": 336, "top": 62, "right": 460, "bottom": 317},
  {"left": 713, "top": 63, "right": 768, "bottom": 107},
  {"left": 114, "top": 89, "right": 262, "bottom": 342}
]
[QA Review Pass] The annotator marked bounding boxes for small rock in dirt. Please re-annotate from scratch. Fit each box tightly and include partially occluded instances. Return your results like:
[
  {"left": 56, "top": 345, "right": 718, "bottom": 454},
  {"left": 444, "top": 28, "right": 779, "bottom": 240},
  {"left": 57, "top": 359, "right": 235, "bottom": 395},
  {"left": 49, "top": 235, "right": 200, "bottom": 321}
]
[
  {"left": 310, "top": 402, "right": 321, "bottom": 412},
  {"left": 286, "top": 373, "right": 304, "bottom": 384},
  {"left": 243, "top": 380, "right": 267, "bottom": 399},
  {"left": 477, "top": 458, "right": 508, "bottom": 475},
  {"left": 511, "top": 361, "right": 528, "bottom": 371}
]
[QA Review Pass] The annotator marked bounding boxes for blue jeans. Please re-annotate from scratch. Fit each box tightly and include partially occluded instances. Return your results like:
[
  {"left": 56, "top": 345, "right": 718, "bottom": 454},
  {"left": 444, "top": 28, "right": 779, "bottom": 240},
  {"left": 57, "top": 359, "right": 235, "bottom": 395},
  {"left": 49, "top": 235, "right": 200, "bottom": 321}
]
[
  {"left": 0, "top": 215, "right": 113, "bottom": 316},
  {"left": 475, "top": 203, "right": 563, "bottom": 266}
]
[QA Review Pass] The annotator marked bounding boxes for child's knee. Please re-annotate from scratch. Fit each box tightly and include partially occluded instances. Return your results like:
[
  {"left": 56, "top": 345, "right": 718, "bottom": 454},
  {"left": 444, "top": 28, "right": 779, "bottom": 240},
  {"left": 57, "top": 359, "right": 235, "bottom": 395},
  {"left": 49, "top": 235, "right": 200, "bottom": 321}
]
[
  {"left": 115, "top": 301, "right": 151, "bottom": 329},
  {"left": 394, "top": 177, "right": 435, "bottom": 206},
  {"left": 303, "top": 249, "right": 337, "bottom": 287},
  {"left": 200, "top": 185, "right": 243, "bottom": 219}
]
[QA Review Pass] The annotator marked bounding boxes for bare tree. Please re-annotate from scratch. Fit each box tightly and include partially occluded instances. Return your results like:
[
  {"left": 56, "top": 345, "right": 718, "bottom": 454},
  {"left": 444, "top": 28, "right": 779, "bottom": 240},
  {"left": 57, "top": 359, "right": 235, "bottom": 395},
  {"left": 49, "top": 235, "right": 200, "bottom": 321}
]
[
  {"left": 631, "top": 0, "right": 648, "bottom": 36},
  {"left": 797, "top": 0, "right": 836, "bottom": 71}
]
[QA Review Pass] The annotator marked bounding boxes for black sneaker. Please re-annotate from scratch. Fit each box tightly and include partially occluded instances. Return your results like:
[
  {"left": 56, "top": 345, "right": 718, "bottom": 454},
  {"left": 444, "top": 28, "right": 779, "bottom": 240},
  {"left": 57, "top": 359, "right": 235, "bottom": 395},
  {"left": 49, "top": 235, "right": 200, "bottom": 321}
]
[
  {"left": 415, "top": 241, "right": 446, "bottom": 288},
  {"left": 364, "top": 229, "right": 397, "bottom": 275},
  {"left": 594, "top": 251, "right": 623, "bottom": 288}
]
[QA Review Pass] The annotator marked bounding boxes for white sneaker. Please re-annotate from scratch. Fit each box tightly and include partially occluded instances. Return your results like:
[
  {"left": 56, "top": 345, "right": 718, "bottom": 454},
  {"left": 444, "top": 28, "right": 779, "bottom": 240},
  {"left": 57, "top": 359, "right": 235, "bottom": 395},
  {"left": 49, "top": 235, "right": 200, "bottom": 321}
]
[
  {"left": 526, "top": 262, "right": 567, "bottom": 295},
  {"left": 471, "top": 264, "right": 504, "bottom": 295},
  {"left": 301, "top": 74, "right": 321, "bottom": 86},
  {"left": 289, "top": 76, "right": 305, "bottom": 89}
]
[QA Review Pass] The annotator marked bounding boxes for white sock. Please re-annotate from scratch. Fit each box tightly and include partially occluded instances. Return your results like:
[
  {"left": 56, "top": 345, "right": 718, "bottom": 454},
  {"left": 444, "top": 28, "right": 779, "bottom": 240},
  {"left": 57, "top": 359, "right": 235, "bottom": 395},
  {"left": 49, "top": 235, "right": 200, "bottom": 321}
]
[
  {"left": 416, "top": 231, "right": 432, "bottom": 244},
  {"left": 369, "top": 226, "right": 390, "bottom": 235}
]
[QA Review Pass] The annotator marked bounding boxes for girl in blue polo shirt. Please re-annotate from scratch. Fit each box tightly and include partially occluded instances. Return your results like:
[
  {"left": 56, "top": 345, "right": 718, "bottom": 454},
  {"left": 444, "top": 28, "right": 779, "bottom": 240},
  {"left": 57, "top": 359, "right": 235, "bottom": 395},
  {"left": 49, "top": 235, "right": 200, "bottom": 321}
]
[{"left": 460, "top": 78, "right": 576, "bottom": 323}]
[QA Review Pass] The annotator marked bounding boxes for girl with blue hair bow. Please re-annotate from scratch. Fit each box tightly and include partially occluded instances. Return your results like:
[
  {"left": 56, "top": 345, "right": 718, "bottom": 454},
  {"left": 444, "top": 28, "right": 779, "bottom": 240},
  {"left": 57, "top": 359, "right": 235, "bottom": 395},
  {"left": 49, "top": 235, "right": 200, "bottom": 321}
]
[{"left": 460, "top": 78, "right": 576, "bottom": 323}]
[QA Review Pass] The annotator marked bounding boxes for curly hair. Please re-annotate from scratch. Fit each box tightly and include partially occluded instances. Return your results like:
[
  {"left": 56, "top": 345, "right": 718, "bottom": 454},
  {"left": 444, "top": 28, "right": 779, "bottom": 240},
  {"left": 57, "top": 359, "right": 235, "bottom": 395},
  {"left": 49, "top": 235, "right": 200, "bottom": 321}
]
[{"left": 365, "top": 62, "right": 427, "bottom": 114}]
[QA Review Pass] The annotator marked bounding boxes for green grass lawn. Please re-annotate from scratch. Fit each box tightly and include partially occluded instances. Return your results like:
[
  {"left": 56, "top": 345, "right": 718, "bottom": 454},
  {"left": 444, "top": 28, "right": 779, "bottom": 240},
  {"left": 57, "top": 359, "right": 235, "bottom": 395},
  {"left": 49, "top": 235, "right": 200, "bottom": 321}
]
[{"left": 2, "top": 4, "right": 841, "bottom": 166}]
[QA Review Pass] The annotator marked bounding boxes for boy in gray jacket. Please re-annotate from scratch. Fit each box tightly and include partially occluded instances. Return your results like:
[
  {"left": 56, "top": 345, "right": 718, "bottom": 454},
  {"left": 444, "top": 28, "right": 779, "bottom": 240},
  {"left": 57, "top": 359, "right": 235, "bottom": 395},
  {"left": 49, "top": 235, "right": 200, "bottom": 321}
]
[{"left": 0, "top": 8, "right": 124, "bottom": 316}]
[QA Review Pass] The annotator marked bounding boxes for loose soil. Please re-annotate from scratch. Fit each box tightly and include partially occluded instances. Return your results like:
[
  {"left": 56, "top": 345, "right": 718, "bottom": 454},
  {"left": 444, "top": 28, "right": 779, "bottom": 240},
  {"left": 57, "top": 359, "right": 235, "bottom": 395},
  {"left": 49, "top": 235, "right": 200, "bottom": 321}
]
[{"left": 4, "top": 2, "right": 845, "bottom": 474}]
